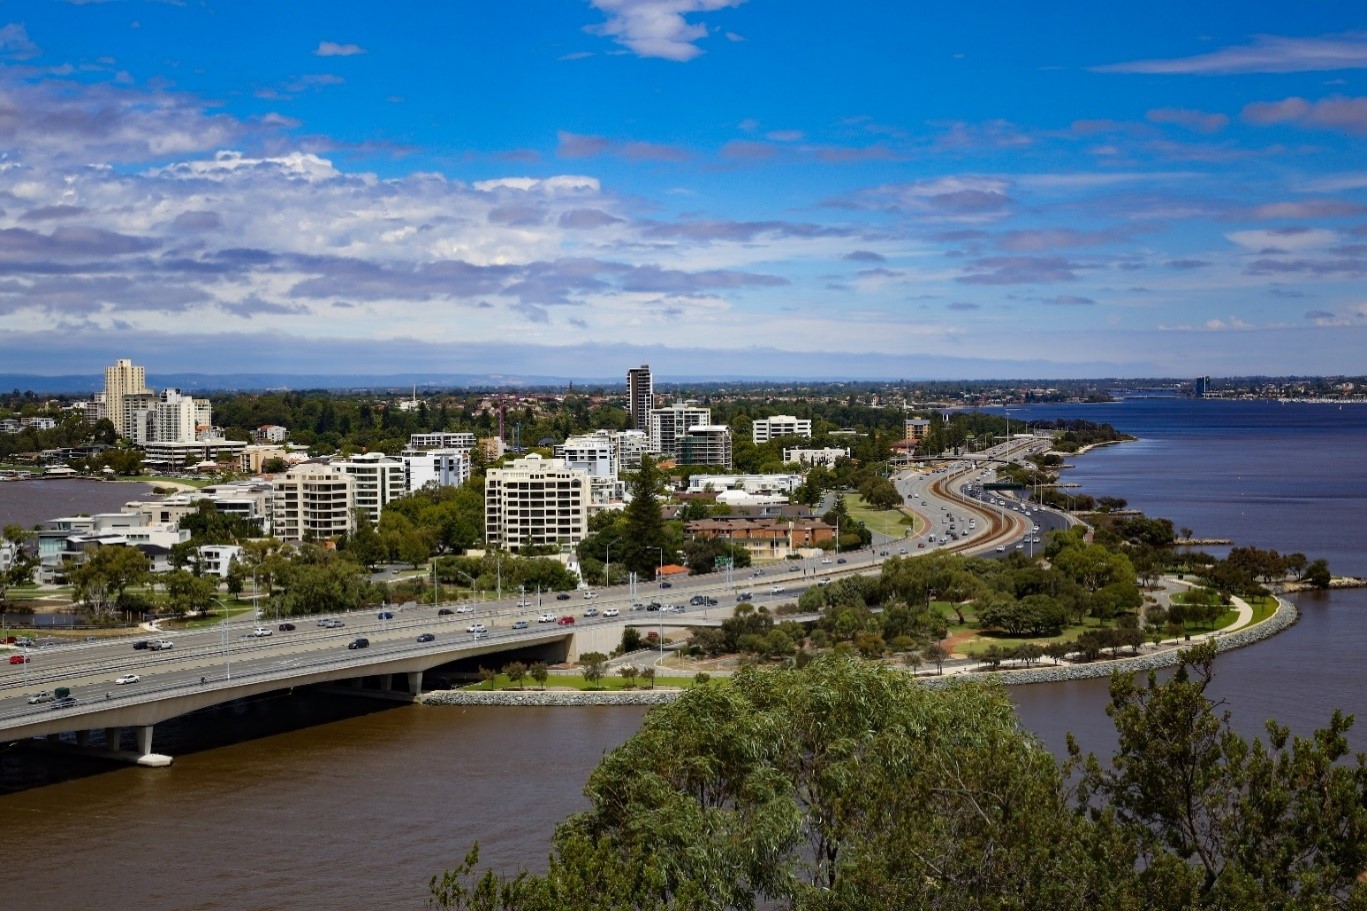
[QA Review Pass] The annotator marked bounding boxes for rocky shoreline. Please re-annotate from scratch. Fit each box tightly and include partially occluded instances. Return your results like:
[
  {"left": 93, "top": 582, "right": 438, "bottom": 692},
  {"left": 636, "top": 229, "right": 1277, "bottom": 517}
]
[{"left": 419, "top": 688, "right": 683, "bottom": 707}]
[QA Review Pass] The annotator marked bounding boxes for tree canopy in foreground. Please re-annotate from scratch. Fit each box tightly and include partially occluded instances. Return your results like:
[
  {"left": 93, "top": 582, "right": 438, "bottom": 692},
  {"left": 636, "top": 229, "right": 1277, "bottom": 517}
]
[{"left": 431, "top": 647, "right": 1367, "bottom": 911}]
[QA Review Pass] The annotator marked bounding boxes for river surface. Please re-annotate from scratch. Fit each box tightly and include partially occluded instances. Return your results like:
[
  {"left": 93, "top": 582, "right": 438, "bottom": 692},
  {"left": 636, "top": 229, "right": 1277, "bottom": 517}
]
[
  {"left": 0, "top": 478, "right": 157, "bottom": 528},
  {"left": 3, "top": 399, "right": 1366, "bottom": 910}
]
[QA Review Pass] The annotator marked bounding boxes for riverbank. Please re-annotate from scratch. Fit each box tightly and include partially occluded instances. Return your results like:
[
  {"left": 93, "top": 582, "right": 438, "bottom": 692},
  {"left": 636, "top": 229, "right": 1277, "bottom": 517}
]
[{"left": 420, "top": 688, "right": 683, "bottom": 706}]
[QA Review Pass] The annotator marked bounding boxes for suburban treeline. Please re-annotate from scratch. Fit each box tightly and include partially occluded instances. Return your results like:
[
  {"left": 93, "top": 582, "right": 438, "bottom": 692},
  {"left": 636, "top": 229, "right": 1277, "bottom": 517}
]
[{"left": 429, "top": 650, "right": 1367, "bottom": 911}]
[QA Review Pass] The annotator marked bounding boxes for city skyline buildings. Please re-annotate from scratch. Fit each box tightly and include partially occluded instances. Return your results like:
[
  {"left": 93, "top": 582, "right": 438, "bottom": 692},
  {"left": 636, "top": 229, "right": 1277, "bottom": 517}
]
[{"left": 1, "top": 4, "right": 1365, "bottom": 379}]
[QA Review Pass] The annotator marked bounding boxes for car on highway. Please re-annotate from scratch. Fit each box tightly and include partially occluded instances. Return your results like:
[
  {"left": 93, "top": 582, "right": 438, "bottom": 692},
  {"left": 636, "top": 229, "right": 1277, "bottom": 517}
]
[
  {"left": 114, "top": 673, "right": 140, "bottom": 685},
  {"left": 26, "top": 691, "right": 53, "bottom": 704},
  {"left": 538, "top": 613, "right": 556, "bottom": 623},
  {"left": 556, "top": 593, "right": 571, "bottom": 601},
  {"left": 557, "top": 615, "right": 575, "bottom": 625},
  {"left": 9, "top": 654, "right": 29, "bottom": 664},
  {"left": 416, "top": 632, "right": 437, "bottom": 642},
  {"left": 456, "top": 605, "right": 475, "bottom": 614},
  {"left": 132, "top": 640, "right": 150, "bottom": 650},
  {"left": 510, "top": 620, "right": 529, "bottom": 630},
  {"left": 603, "top": 608, "right": 619, "bottom": 618},
  {"left": 820, "top": 557, "right": 832, "bottom": 564},
  {"left": 347, "top": 637, "right": 370, "bottom": 649},
  {"left": 51, "top": 696, "right": 78, "bottom": 710},
  {"left": 819, "top": 577, "right": 832, "bottom": 586},
  {"left": 437, "top": 608, "right": 455, "bottom": 616},
  {"left": 670, "top": 605, "right": 686, "bottom": 613},
  {"left": 148, "top": 639, "right": 174, "bottom": 651},
  {"left": 736, "top": 592, "right": 753, "bottom": 602},
  {"left": 583, "top": 607, "right": 599, "bottom": 617},
  {"left": 467, "top": 623, "right": 488, "bottom": 634},
  {"left": 583, "top": 590, "right": 598, "bottom": 599},
  {"left": 836, "top": 558, "right": 847, "bottom": 565},
  {"left": 690, "top": 595, "right": 706, "bottom": 605},
  {"left": 278, "top": 622, "right": 297, "bottom": 631},
  {"left": 378, "top": 611, "right": 395, "bottom": 620},
  {"left": 658, "top": 581, "right": 672, "bottom": 589},
  {"left": 248, "top": 627, "right": 272, "bottom": 638},
  {"left": 770, "top": 585, "right": 786, "bottom": 594},
  {"left": 630, "top": 603, "right": 645, "bottom": 611}
]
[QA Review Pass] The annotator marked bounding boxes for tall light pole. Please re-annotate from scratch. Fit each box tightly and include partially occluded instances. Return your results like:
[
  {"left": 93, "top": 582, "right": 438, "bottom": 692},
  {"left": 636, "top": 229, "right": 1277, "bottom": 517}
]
[
  {"left": 604, "top": 540, "right": 614, "bottom": 590},
  {"left": 218, "top": 597, "right": 232, "bottom": 681}
]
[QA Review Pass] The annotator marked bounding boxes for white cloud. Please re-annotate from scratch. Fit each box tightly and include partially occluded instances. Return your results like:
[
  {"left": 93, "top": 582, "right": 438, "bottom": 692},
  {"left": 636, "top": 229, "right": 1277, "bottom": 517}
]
[
  {"left": 586, "top": 0, "right": 747, "bottom": 62},
  {"left": 1096, "top": 32, "right": 1367, "bottom": 75},
  {"left": 1225, "top": 228, "right": 1338, "bottom": 250},
  {"left": 314, "top": 41, "right": 366, "bottom": 57}
]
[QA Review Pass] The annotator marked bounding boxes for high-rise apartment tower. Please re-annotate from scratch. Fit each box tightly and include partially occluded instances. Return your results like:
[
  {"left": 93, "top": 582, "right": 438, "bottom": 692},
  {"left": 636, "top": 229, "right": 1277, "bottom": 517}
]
[{"left": 626, "top": 364, "right": 653, "bottom": 431}]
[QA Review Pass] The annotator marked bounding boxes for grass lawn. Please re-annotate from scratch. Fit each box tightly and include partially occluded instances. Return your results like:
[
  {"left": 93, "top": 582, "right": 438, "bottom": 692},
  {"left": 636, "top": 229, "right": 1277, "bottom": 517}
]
[
  {"left": 125, "top": 475, "right": 217, "bottom": 488},
  {"left": 845, "top": 493, "right": 916, "bottom": 539},
  {"left": 466, "top": 671, "right": 692, "bottom": 691}
]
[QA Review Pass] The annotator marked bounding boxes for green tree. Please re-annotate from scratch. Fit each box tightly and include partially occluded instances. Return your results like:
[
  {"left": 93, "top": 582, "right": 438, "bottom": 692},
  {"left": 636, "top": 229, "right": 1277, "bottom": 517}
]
[
  {"left": 162, "top": 569, "right": 218, "bottom": 617},
  {"left": 640, "top": 666, "right": 655, "bottom": 689},
  {"left": 579, "top": 651, "right": 608, "bottom": 689},
  {"left": 620, "top": 455, "right": 668, "bottom": 579},
  {"left": 70, "top": 545, "right": 151, "bottom": 618},
  {"left": 529, "top": 661, "right": 549, "bottom": 689},
  {"left": 504, "top": 661, "right": 527, "bottom": 690},
  {"left": 1073, "top": 641, "right": 1367, "bottom": 908},
  {"left": 1305, "top": 558, "right": 1332, "bottom": 589},
  {"left": 617, "top": 664, "right": 638, "bottom": 688}
]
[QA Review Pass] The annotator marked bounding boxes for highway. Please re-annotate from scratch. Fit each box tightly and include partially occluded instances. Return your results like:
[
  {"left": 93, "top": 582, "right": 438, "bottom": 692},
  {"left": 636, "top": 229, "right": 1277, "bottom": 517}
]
[{"left": 1, "top": 437, "right": 1069, "bottom": 740}]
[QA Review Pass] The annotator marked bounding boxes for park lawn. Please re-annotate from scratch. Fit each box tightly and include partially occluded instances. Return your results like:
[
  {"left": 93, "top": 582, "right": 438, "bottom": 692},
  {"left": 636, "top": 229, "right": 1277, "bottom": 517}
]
[
  {"left": 1212, "top": 595, "right": 1278, "bottom": 631},
  {"left": 955, "top": 621, "right": 1102, "bottom": 657},
  {"left": 845, "top": 493, "right": 915, "bottom": 540},
  {"left": 125, "top": 475, "right": 217, "bottom": 488}
]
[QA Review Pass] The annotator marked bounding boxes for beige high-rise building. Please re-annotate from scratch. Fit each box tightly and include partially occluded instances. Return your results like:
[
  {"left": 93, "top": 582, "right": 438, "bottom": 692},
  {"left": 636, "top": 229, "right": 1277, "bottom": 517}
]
[
  {"left": 484, "top": 455, "right": 588, "bottom": 551},
  {"left": 104, "top": 358, "right": 151, "bottom": 440},
  {"left": 272, "top": 464, "right": 355, "bottom": 541}
]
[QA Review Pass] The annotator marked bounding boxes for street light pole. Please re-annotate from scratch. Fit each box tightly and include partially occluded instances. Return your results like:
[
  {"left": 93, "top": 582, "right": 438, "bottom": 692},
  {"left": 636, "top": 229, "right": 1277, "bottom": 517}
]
[
  {"left": 604, "top": 540, "right": 614, "bottom": 590},
  {"left": 218, "top": 597, "right": 232, "bottom": 681}
]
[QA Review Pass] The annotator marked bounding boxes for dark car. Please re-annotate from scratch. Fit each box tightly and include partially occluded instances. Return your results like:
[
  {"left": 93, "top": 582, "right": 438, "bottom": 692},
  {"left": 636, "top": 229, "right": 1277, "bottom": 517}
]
[
  {"left": 658, "top": 581, "right": 672, "bottom": 589},
  {"left": 736, "top": 592, "right": 753, "bottom": 602},
  {"left": 347, "top": 637, "right": 370, "bottom": 650},
  {"left": 437, "top": 608, "right": 454, "bottom": 616},
  {"left": 51, "top": 696, "right": 78, "bottom": 710},
  {"left": 377, "top": 611, "right": 395, "bottom": 620},
  {"left": 836, "top": 558, "right": 847, "bottom": 564},
  {"left": 556, "top": 593, "right": 571, "bottom": 601},
  {"left": 416, "top": 632, "right": 436, "bottom": 643},
  {"left": 132, "top": 640, "right": 150, "bottom": 650},
  {"left": 645, "top": 603, "right": 661, "bottom": 612},
  {"left": 278, "top": 622, "right": 296, "bottom": 631}
]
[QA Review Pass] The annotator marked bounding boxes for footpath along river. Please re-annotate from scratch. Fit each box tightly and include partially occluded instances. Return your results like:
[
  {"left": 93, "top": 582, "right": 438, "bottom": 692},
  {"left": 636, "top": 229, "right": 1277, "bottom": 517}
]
[{"left": 3, "top": 398, "right": 1365, "bottom": 910}]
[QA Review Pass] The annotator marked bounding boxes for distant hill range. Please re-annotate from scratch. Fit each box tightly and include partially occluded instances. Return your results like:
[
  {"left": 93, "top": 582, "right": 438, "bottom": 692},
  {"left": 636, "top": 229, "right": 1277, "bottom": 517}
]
[
  {"left": 0, "top": 372, "right": 624, "bottom": 394},
  {"left": 0, "top": 372, "right": 834, "bottom": 394}
]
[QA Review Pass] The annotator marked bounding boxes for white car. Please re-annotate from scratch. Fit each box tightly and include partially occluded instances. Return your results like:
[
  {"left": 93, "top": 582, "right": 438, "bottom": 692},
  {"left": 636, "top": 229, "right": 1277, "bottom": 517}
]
[
  {"left": 583, "top": 607, "right": 599, "bottom": 617},
  {"left": 602, "top": 607, "right": 620, "bottom": 617},
  {"left": 583, "top": 591, "right": 598, "bottom": 599},
  {"left": 147, "top": 639, "right": 174, "bottom": 651},
  {"left": 820, "top": 558, "right": 832, "bottom": 564},
  {"left": 770, "top": 585, "right": 786, "bottom": 594},
  {"left": 456, "top": 605, "right": 475, "bottom": 614},
  {"left": 538, "top": 613, "right": 556, "bottom": 623},
  {"left": 249, "top": 626, "right": 272, "bottom": 637},
  {"left": 114, "top": 673, "right": 140, "bottom": 685},
  {"left": 467, "top": 623, "right": 488, "bottom": 634}
]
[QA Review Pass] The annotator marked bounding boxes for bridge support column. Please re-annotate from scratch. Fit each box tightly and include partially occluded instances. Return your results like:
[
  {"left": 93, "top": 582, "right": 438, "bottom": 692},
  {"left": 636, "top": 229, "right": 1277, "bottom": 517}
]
[
  {"left": 379, "top": 674, "right": 393, "bottom": 693},
  {"left": 407, "top": 672, "right": 422, "bottom": 696},
  {"left": 76, "top": 730, "right": 90, "bottom": 748},
  {"left": 133, "top": 725, "right": 173, "bottom": 768},
  {"left": 104, "top": 727, "right": 121, "bottom": 749}
]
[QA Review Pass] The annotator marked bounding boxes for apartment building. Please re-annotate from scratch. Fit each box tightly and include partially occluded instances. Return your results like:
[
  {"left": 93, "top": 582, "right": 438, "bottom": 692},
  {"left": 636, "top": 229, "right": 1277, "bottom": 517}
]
[
  {"left": 752, "top": 415, "right": 812, "bottom": 444},
  {"left": 408, "top": 431, "right": 476, "bottom": 450},
  {"left": 648, "top": 402, "right": 711, "bottom": 460},
  {"left": 104, "top": 358, "right": 152, "bottom": 440},
  {"left": 484, "top": 455, "right": 589, "bottom": 551},
  {"left": 783, "top": 447, "right": 851, "bottom": 468},
  {"left": 626, "top": 364, "right": 653, "bottom": 431},
  {"left": 678, "top": 424, "right": 733, "bottom": 468},
  {"left": 331, "top": 452, "right": 406, "bottom": 523},
  {"left": 403, "top": 448, "right": 471, "bottom": 492},
  {"left": 272, "top": 464, "right": 355, "bottom": 541}
]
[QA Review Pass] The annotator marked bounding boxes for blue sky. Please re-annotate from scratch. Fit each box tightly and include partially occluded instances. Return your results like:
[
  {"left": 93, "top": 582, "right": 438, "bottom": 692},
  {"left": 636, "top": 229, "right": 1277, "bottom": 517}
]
[{"left": 1, "top": 1, "right": 1365, "bottom": 379}]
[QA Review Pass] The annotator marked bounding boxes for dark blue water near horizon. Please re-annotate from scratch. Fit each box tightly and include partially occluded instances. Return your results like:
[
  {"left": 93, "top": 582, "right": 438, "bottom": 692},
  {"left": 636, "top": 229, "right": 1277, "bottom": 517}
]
[{"left": 995, "top": 398, "right": 1367, "bottom": 758}]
